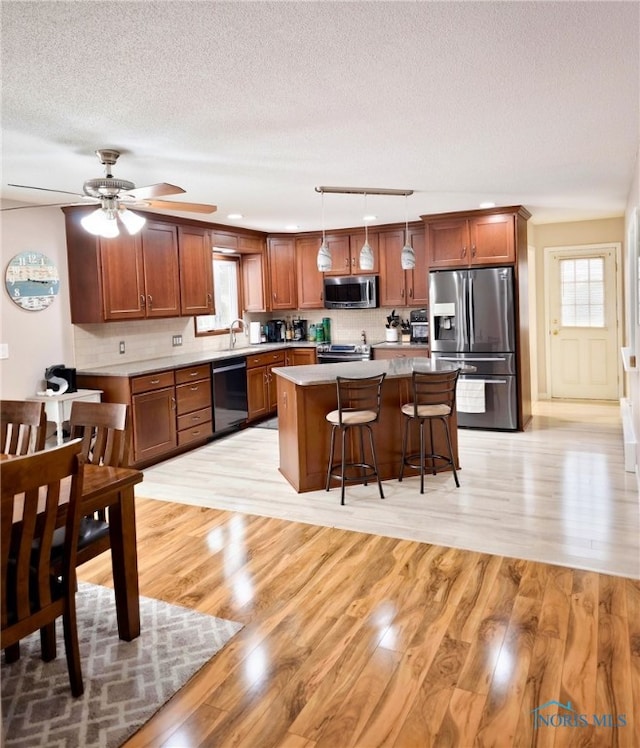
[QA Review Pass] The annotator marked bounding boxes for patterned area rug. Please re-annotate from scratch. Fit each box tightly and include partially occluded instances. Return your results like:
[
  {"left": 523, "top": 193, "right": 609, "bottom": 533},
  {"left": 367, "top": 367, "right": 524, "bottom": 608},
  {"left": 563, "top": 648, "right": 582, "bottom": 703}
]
[
  {"left": 253, "top": 417, "right": 278, "bottom": 430},
  {"left": 1, "top": 582, "right": 243, "bottom": 748}
]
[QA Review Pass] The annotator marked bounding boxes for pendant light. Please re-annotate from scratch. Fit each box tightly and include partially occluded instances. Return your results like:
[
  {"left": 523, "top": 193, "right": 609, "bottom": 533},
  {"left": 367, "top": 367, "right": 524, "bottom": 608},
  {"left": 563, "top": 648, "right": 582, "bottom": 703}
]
[
  {"left": 359, "top": 192, "right": 374, "bottom": 271},
  {"left": 316, "top": 189, "right": 332, "bottom": 271},
  {"left": 400, "top": 193, "right": 415, "bottom": 270}
]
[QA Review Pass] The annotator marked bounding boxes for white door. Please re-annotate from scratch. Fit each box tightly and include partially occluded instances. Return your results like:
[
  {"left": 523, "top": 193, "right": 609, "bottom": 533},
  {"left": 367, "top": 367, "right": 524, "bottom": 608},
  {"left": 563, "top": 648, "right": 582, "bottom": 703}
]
[{"left": 546, "top": 244, "right": 621, "bottom": 400}]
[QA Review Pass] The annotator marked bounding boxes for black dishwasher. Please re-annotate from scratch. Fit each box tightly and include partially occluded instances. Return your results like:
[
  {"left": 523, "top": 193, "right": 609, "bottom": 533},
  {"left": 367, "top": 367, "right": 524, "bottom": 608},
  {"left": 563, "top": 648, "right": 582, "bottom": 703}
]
[{"left": 212, "top": 357, "right": 248, "bottom": 434}]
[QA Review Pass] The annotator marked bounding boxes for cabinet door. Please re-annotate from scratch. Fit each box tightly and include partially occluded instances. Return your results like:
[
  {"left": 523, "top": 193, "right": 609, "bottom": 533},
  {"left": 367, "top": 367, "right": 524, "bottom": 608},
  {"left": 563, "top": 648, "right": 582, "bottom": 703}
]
[
  {"left": 241, "top": 253, "right": 266, "bottom": 312},
  {"left": 179, "top": 226, "right": 214, "bottom": 315},
  {"left": 268, "top": 237, "right": 297, "bottom": 310},
  {"left": 408, "top": 225, "right": 428, "bottom": 306},
  {"left": 469, "top": 213, "right": 515, "bottom": 264},
  {"left": 296, "top": 237, "right": 325, "bottom": 309},
  {"left": 426, "top": 218, "right": 470, "bottom": 268},
  {"left": 141, "top": 222, "right": 181, "bottom": 317},
  {"left": 323, "top": 234, "right": 352, "bottom": 276},
  {"left": 131, "top": 386, "right": 177, "bottom": 462},
  {"left": 379, "top": 229, "right": 407, "bottom": 307},
  {"left": 266, "top": 363, "right": 280, "bottom": 413},
  {"left": 247, "top": 366, "right": 268, "bottom": 420},
  {"left": 286, "top": 347, "right": 317, "bottom": 366},
  {"left": 349, "top": 231, "right": 379, "bottom": 275},
  {"left": 100, "top": 233, "right": 145, "bottom": 320}
]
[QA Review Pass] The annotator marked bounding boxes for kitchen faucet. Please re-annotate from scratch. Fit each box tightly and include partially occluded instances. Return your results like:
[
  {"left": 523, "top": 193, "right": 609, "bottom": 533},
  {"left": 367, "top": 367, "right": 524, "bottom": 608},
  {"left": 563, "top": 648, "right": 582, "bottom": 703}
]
[{"left": 229, "top": 319, "right": 247, "bottom": 349}]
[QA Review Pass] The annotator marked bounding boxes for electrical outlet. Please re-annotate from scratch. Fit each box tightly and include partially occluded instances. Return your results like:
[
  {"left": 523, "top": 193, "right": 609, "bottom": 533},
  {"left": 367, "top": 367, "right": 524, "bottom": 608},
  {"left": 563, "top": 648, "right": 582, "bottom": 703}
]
[
  {"left": 172, "top": 335, "right": 183, "bottom": 347},
  {"left": 119, "top": 341, "right": 126, "bottom": 354}
]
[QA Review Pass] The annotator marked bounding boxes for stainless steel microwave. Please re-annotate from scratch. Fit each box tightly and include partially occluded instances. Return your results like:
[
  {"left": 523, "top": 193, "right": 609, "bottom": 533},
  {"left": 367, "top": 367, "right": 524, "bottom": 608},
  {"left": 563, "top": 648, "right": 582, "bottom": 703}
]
[{"left": 323, "top": 275, "right": 379, "bottom": 309}]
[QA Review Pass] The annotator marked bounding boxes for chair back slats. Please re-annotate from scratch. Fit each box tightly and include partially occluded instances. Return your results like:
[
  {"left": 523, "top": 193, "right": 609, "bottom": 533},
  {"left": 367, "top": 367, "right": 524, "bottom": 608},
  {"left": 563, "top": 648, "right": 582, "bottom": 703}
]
[
  {"left": 410, "top": 369, "right": 460, "bottom": 414},
  {"left": 1, "top": 440, "right": 84, "bottom": 638},
  {"left": 336, "top": 374, "right": 386, "bottom": 423},
  {"left": 69, "top": 401, "right": 130, "bottom": 467},
  {"left": 1, "top": 400, "right": 47, "bottom": 455}
]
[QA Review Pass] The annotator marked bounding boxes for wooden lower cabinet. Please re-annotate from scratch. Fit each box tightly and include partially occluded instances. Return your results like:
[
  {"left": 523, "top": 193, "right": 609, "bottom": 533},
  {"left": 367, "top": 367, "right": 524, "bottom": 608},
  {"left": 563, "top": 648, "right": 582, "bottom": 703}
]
[
  {"left": 285, "top": 347, "right": 317, "bottom": 366},
  {"left": 175, "top": 364, "right": 213, "bottom": 446},
  {"left": 132, "top": 385, "right": 177, "bottom": 463},
  {"left": 246, "top": 350, "right": 286, "bottom": 421}
]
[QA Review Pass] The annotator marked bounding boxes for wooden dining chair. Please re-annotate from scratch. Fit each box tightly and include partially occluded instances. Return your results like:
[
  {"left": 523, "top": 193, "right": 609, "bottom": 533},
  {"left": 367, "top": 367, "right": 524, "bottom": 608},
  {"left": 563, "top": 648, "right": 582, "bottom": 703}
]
[
  {"left": 1, "top": 440, "right": 86, "bottom": 696},
  {"left": 56, "top": 401, "right": 131, "bottom": 567},
  {"left": 0, "top": 399, "right": 47, "bottom": 455}
]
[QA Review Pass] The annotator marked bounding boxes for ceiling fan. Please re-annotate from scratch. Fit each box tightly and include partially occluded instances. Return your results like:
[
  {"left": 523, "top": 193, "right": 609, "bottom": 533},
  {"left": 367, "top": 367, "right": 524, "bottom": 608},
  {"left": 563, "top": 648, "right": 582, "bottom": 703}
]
[{"left": 3, "top": 148, "right": 217, "bottom": 237}]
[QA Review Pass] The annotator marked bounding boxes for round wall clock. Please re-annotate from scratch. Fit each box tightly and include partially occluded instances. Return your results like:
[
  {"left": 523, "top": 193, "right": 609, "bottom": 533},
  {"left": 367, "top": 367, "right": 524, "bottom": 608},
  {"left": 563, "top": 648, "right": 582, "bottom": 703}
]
[{"left": 5, "top": 251, "right": 60, "bottom": 311}]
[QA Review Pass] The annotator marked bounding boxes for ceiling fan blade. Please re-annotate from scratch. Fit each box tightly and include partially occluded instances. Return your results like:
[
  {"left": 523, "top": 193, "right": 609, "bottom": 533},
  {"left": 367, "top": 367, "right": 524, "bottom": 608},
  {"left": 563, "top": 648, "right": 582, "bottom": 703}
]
[
  {"left": 1, "top": 201, "right": 89, "bottom": 211},
  {"left": 125, "top": 183, "right": 186, "bottom": 200},
  {"left": 143, "top": 199, "right": 217, "bottom": 214},
  {"left": 8, "top": 183, "right": 85, "bottom": 198}
]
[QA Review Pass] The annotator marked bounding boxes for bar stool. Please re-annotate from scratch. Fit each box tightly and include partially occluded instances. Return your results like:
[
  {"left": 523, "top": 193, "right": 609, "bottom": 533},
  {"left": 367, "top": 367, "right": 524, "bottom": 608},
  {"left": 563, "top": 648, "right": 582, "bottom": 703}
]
[
  {"left": 399, "top": 368, "right": 461, "bottom": 494},
  {"left": 325, "top": 373, "right": 386, "bottom": 505}
]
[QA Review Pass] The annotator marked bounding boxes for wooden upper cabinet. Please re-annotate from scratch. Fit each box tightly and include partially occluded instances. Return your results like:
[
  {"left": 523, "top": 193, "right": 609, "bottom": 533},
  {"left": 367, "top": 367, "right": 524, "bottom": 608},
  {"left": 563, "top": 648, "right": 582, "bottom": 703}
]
[
  {"left": 268, "top": 237, "right": 297, "bottom": 310},
  {"left": 378, "top": 225, "right": 427, "bottom": 307},
  {"left": 322, "top": 232, "right": 378, "bottom": 276},
  {"left": 295, "top": 236, "right": 324, "bottom": 309},
  {"left": 211, "top": 230, "right": 264, "bottom": 254},
  {"left": 140, "top": 221, "right": 181, "bottom": 317},
  {"left": 178, "top": 226, "right": 214, "bottom": 316},
  {"left": 101, "top": 221, "right": 180, "bottom": 320},
  {"left": 424, "top": 207, "right": 529, "bottom": 269},
  {"left": 99, "top": 232, "right": 145, "bottom": 320},
  {"left": 241, "top": 253, "right": 266, "bottom": 312}
]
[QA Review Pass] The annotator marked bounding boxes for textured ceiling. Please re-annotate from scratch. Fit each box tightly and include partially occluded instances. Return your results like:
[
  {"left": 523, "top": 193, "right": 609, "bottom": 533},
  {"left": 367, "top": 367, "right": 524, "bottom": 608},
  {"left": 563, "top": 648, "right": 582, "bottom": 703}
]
[{"left": 1, "top": 1, "right": 639, "bottom": 232}]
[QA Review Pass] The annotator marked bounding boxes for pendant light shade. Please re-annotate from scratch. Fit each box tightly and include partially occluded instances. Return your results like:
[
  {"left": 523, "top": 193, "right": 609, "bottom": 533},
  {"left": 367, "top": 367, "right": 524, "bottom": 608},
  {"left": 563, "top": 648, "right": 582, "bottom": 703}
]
[
  {"left": 359, "top": 192, "right": 374, "bottom": 270},
  {"left": 81, "top": 206, "right": 120, "bottom": 238},
  {"left": 316, "top": 190, "right": 332, "bottom": 271},
  {"left": 400, "top": 194, "right": 416, "bottom": 270},
  {"left": 118, "top": 208, "right": 146, "bottom": 235}
]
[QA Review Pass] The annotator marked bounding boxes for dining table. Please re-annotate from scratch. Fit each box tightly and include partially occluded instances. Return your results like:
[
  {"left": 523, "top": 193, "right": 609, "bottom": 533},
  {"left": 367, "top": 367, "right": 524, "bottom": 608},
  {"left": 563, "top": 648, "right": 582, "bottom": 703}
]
[{"left": 2, "top": 453, "right": 144, "bottom": 641}]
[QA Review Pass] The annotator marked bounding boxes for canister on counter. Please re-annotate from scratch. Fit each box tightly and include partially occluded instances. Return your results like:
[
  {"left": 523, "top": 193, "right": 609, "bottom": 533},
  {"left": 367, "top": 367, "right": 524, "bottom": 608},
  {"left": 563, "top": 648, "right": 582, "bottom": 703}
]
[{"left": 322, "top": 317, "right": 331, "bottom": 343}]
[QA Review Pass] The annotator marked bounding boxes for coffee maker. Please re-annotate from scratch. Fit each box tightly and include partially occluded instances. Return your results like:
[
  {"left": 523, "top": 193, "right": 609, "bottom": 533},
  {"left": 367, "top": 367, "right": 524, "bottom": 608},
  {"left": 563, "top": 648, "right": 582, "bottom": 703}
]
[
  {"left": 409, "top": 309, "right": 429, "bottom": 343},
  {"left": 292, "top": 319, "right": 307, "bottom": 341},
  {"left": 266, "top": 320, "right": 285, "bottom": 342}
]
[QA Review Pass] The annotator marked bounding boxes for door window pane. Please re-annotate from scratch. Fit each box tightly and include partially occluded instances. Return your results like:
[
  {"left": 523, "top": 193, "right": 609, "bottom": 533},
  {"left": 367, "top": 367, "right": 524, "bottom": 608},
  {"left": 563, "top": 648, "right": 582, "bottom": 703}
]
[{"left": 560, "top": 257, "right": 605, "bottom": 327}]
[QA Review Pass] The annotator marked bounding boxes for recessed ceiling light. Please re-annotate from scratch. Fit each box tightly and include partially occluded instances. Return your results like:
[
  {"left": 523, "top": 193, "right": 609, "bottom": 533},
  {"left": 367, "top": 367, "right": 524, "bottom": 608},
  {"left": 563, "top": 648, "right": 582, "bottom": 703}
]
[
  {"left": 227, "top": 213, "right": 243, "bottom": 220},
  {"left": 285, "top": 224, "right": 299, "bottom": 231},
  {"left": 363, "top": 214, "right": 377, "bottom": 222},
  {"left": 479, "top": 202, "right": 496, "bottom": 209}
]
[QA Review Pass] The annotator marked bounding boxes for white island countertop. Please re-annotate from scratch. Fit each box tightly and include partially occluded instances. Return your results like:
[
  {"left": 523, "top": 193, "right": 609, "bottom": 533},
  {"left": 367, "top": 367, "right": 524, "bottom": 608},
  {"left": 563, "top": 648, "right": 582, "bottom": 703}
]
[{"left": 273, "top": 357, "right": 464, "bottom": 387}]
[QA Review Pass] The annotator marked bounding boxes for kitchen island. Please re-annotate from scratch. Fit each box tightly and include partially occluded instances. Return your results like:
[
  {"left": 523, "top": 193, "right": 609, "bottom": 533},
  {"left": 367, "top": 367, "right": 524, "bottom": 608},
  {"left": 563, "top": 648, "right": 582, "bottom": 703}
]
[{"left": 272, "top": 357, "right": 462, "bottom": 493}]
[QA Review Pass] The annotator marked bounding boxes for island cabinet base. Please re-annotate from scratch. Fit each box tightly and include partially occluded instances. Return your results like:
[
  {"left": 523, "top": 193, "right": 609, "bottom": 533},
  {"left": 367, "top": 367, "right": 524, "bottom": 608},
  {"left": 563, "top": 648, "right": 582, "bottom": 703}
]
[{"left": 276, "top": 374, "right": 459, "bottom": 493}]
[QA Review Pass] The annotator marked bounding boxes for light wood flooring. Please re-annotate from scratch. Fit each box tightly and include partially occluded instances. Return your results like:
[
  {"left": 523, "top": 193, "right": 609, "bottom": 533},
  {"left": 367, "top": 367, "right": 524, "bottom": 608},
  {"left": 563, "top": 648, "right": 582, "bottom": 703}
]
[{"left": 75, "top": 400, "right": 640, "bottom": 747}]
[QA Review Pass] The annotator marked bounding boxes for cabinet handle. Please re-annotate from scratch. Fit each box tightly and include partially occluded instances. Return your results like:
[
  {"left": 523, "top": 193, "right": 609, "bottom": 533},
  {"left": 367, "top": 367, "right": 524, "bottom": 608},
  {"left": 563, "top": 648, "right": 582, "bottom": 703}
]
[
  {"left": 409, "top": 288, "right": 413, "bottom": 298},
  {"left": 471, "top": 245, "right": 476, "bottom": 257},
  {"left": 190, "top": 386, "right": 199, "bottom": 391},
  {"left": 462, "top": 246, "right": 467, "bottom": 258},
  {"left": 401, "top": 288, "right": 405, "bottom": 298},
  {"left": 171, "top": 397, "right": 177, "bottom": 410},
  {"left": 189, "top": 371, "right": 198, "bottom": 377},
  {"left": 345, "top": 257, "right": 349, "bottom": 268},
  {"left": 192, "top": 415, "right": 202, "bottom": 421},
  {"left": 150, "top": 379, "right": 160, "bottom": 384},
  {"left": 147, "top": 294, "right": 153, "bottom": 309},
  {"left": 351, "top": 256, "right": 355, "bottom": 267},
  {"left": 140, "top": 295, "right": 146, "bottom": 308}
]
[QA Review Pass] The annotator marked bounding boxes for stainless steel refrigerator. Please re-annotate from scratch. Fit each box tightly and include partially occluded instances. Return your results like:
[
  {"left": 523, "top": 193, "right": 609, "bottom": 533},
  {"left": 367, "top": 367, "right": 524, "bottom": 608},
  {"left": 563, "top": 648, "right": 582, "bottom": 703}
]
[{"left": 429, "top": 267, "right": 518, "bottom": 430}]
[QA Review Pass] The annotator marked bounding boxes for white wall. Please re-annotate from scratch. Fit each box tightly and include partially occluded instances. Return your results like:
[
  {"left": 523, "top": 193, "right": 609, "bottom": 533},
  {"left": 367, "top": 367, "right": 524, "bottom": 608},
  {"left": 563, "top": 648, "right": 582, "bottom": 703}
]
[{"left": 0, "top": 205, "right": 74, "bottom": 398}]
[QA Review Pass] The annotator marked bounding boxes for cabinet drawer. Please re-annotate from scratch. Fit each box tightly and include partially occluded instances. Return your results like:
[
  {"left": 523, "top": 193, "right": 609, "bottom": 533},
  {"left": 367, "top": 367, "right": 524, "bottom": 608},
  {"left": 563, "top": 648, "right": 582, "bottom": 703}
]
[
  {"left": 177, "top": 406, "right": 212, "bottom": 431},
  {"left": 176, "top": 380, "right": 212, "bottom": 415},
  {"left": 178, "top": 420, "right": 213, "bottom": 446},
  {"left": 175, "top": 364, "right": 211, "bottom": 385},
  {"left": 246, "top": 350, "right": 286, "bottom": 368},
  {"left": 131, "top": 370, "right": 175, "bottom": 394}
]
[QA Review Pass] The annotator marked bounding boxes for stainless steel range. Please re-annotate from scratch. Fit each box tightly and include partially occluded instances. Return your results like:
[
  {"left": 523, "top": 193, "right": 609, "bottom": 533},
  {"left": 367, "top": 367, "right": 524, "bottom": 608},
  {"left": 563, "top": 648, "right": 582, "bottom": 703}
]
[{"left": 316, "top": 343, "right": 371, "bottom": 363}]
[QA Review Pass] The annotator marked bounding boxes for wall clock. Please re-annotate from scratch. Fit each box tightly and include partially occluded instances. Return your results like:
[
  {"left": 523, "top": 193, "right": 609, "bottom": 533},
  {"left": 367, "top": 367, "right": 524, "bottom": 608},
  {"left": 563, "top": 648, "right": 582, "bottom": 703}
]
[{"left": 5, "top": 251, "right": 60, "bottom": 311}]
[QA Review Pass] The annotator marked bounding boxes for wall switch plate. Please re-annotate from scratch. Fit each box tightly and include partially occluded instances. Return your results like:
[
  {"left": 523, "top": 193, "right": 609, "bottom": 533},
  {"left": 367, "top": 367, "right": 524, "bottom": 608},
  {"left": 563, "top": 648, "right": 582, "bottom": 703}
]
[
  {"left": 119, "top": 341, "right": 126, "bottom": 354},
  {"left": 172, "top": 335, "right": 183, "bottom": 347},
  {"left": 0, "top": 343, "right": 8, "bottom": 359}
]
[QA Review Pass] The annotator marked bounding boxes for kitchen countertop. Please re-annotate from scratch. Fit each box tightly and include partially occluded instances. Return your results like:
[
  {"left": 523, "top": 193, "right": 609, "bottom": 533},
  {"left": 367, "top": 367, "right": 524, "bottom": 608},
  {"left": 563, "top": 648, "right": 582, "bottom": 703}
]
[
  {"left": 273, "top": 357, "right": 463, "bottom": 387},
  {"left": 76, "top": 342, "right": 317, "bottom": 377}
]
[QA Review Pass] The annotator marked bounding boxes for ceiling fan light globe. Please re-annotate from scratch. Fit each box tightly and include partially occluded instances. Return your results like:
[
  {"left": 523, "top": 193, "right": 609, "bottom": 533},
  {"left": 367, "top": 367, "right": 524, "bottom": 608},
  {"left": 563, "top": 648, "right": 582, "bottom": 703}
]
[
  {"left": 119, "top": 208, "right": 146, "bottom": 235},
  {"left": 81, "top": 207, "right": 119, "bottom": 238}
]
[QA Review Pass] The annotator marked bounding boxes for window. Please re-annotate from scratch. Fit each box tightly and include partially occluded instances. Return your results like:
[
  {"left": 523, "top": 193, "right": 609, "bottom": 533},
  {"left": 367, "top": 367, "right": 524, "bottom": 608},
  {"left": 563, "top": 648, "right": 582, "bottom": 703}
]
[
  {"left": 559, "top": 256, "right": 604, "bottom": 327},
  {"left": 195, "top": 255, "right": 240, "bottom": 335}
]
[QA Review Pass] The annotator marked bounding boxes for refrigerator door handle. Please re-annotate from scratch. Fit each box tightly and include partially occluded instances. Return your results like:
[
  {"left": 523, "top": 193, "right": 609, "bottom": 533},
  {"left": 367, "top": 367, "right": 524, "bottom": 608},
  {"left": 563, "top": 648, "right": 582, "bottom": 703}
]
[
  {"left": 440, "top": 356, "right": 507, "bottom": 362},
  {"left": 468, "top": 272, "right": 475, "bottom": 346}
]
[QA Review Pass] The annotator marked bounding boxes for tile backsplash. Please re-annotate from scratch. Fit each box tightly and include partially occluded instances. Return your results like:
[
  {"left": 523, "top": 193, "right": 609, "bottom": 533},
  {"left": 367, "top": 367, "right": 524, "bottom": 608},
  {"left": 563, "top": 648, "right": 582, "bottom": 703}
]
[{"left": 72, "top": 307, "right": 415, "bottom": 368}]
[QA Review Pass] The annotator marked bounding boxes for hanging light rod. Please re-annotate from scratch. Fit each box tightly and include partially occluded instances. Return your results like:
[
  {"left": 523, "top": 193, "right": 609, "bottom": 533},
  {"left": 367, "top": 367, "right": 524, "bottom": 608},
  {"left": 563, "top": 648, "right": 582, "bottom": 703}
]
[{"left": 315, "top": 186, "right": 413, "bottom": 196}]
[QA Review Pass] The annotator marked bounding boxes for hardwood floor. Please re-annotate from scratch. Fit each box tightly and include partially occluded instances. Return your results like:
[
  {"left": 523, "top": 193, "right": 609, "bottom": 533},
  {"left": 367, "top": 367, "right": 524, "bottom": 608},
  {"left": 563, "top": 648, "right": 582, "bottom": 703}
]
[{"left": 77, "top": 400, "right": 640, "bottom": 747}]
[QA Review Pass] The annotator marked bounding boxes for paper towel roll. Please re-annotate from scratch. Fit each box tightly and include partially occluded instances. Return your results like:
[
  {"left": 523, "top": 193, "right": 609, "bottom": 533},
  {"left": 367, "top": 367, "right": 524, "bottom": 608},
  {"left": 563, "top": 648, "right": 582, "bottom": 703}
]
[{"left": 249, "top": 321, "right": 261, "bottom": 344}]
